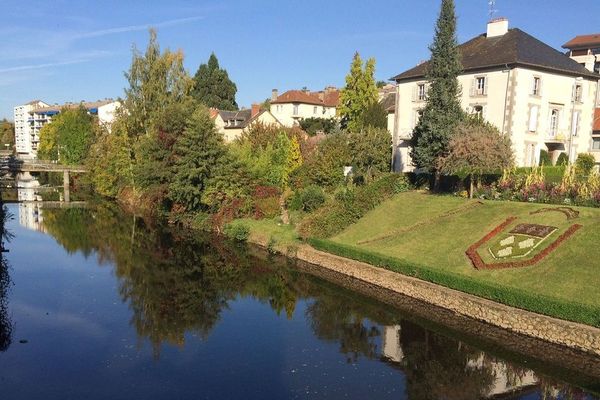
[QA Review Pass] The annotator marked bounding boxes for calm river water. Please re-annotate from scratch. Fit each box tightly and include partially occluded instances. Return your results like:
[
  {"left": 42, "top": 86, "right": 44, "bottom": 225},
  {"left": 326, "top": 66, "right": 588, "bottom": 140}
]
[{"left": 0, "top": 201, "right": 598, "bottom": 399}]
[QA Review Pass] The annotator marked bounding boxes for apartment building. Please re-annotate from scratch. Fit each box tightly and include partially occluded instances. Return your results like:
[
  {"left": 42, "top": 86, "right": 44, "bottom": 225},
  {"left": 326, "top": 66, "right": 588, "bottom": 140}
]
[
  {"left": 392, "top": 19, "right": 600, "bottom": 172},
  {"left": 13, "top": 99, "right": 119, "bottom": 159}
]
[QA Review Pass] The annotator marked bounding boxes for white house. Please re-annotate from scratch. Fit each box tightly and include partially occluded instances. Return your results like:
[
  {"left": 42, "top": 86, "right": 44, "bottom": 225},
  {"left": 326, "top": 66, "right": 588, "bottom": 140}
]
[
  {"left": 14, "top": 99, "right": 120, "bottom": 159},
  {"left": 211, "top": 104, "right": 283, "bottom": 142},
  {"left": 270, "top": 87, "right": 339, "bottom": 127},
  {"left": 392, "top": 18, "right": 600, "bottom": 172}
]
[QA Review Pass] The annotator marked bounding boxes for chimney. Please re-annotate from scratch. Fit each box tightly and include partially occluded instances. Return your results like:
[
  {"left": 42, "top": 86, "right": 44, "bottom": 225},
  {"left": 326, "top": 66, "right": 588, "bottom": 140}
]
[
  {"left": 302, "top": 86, "right": 309, "bottom": 94},
  {"left": 251, "top": 103, "right": 261, "bottom": 118},
  {"left": 271, "top": 89, "right": 278, "bottom": 101},
  {"left": 487, "top": 17, "right": 508, "bottom": 38},
  {"left": 318, "top": 91, "right": 325, "bottom": 101}
]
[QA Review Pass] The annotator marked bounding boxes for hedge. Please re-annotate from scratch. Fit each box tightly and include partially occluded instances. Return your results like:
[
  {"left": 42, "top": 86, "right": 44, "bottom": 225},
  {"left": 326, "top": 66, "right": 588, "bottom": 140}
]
[{"left": 308, "top": 237, "right": 600, "bottom": 328}]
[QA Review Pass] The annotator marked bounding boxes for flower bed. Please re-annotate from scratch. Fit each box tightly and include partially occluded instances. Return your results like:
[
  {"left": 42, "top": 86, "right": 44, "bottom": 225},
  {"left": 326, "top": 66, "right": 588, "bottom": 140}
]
[{"left": 466, "top": 218, "right": 583, "bottom": 270}]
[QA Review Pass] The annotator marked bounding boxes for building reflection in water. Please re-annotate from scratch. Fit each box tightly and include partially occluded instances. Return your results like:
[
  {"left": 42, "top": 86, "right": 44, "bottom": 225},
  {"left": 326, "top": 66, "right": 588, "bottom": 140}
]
[
  {"left": 381, "top": 323, "right": 539, "bottom": 398},
  {"left": 16, "top": 175, "right": 46, "bottom": 233}
]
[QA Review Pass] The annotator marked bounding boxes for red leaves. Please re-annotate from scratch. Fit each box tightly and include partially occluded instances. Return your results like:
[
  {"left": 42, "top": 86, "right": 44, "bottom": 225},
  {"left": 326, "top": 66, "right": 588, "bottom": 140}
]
[{"left": 466, "top": 217, "right": 583, "bottom": 270}]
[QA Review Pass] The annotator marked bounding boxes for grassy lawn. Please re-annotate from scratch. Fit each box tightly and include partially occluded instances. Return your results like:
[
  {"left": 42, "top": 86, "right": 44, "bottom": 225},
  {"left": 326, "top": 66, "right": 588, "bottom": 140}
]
[
  {"left": 231, "top": 217, "right": 300, "bottom": 249},
  {"left": 324, "top": 191, "right": 600, "bottom": 321}
]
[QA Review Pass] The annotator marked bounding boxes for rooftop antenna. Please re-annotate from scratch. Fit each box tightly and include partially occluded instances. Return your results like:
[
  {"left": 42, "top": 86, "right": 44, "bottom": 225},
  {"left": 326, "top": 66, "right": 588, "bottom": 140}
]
[{"left": 488, "top": 0, "right": 498, "bottom": 20}]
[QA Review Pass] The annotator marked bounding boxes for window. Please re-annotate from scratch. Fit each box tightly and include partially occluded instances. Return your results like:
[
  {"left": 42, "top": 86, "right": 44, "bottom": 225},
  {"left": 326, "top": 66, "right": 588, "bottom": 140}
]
[
  {"left": 475, "top": 77, "right": 487, "bottom": 95},
  {"left": 471, "top": 105, "right": 484, "bottom": 119},
  {"left": 574, "top": 84, "right": 583, "bottom": 102},
  {"left": 293, "top": 103, "right": 299, "bottom": 115},
  {"left": 417, "top": 84, "right": 426, "bottom": 101},
  {"left": 532, "top": 77, "right": 541, "bottom": 96},
  {"left": 593, "top": 138, "right": 600, "bottom": 150},
  {"left": 549, "top": 109, "right": 559, "bottom": 137},
  {"left": 528, "top": 105, "right": 538, "bottom": 132},
  {"left": 313, "top": 106, "right": 318, "bottom": 115}
]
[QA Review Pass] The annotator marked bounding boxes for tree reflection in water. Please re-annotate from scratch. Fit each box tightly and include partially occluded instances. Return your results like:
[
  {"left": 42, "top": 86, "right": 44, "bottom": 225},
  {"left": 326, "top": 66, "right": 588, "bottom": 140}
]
[
  {"left": 0, "top": 204, "right": 13, "bottom": 352},
  {"left": 40, "top": 204, "right": 596, "bottom": 399}
]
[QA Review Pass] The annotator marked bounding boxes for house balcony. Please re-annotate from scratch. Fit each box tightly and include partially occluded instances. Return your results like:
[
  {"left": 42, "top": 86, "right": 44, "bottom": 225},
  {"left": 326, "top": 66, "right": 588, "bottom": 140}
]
[{"left": 545, "top": 132, "right": 567, "bottom": 144}]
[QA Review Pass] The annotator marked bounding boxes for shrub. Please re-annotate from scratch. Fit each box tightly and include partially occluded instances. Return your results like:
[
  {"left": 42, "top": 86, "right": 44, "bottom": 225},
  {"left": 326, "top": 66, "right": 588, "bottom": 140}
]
[
  {"left": 289, "top": 185, "right": 326, "bottom": 212},
  {"left": 223, "top": 222, "right": 250, "bottom": 241},
  {"left": 575, "top": 153, "right": 596, "bottom": 176},
  {"left": 539, "top": 149, "right": 552, "bottom": 166},
  {"left": 299, "top": 173, "right": 410, "bottom": 238},
  {"left": 253, "top": 185, "right": 280, "bottom": 219},
  {"left": 556, "top": 152, "right": 569, "bottom": 166}
]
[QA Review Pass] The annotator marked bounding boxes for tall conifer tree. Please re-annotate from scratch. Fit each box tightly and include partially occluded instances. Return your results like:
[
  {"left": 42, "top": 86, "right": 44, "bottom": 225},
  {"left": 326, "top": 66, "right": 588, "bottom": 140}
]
[
  {"left": 338, "top": 53, "right": 379, "bottom": 132},
  {"left": 410, "top": 0, "right": 464, "bottom": 180},
  {"left": 191, "top": 53, "right": 238, "bottom": 111}
]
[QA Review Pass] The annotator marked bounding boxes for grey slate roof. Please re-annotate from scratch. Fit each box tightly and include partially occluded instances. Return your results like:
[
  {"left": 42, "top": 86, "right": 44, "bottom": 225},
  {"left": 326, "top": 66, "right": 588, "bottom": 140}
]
[
  {"left": 218, "top": 109, "right": 252, "bottom": 128},
  {"left": 392, "top": 28, "right": 600, "bottom": 82}
]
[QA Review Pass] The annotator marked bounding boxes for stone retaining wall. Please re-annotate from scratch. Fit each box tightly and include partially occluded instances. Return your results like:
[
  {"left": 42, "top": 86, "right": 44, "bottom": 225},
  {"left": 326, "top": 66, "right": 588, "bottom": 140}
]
[{"left": 287, "top": 244, "right": 600, "bottom": 357}]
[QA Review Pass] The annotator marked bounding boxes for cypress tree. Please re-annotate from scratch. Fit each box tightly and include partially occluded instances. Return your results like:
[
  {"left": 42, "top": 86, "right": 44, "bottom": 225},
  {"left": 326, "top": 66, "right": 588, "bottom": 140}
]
[
  {"left": 191, "top": 53, "right": 238, "bottom": 111},
  {"left": 410, "top": 0, "right": 464, "bottom": 183}
]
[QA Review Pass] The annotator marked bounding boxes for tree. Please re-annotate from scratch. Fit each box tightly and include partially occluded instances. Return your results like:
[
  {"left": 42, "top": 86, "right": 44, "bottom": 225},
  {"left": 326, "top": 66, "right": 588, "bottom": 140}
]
[
  {"left": 360, "top": 102, "right": 388, "bottom": 130},
  {"left": 38, "top": 106, "right": 95, "bottom": 164},
  {"left": 191, "top": 53, "right": 238, "bottom": 111},
  {"left": 299, "top": 117, "right": 338, "bottom": 136},
  {"left": 304, "top": 133, "right": 352, "bottom": 187},
  {"left": 122, "top": 28, "right": 192, "bottom": 139},
  {"left": 169, "top": 107, "right": 229, "bottom": 211},
  {"left": 338, "top": 52, "right": 379, "bottom": 132},
  {"left": 349, "top": 127, "right": 392, "bottom": 182},
  {"left": 0, "top": 119, "right": 14, "bottom": 149},
  {"left": 438, "top": 118, "right": 514, "bottom": 198},
  {"left": 410, "top": 0, "right": 464, "bottom": 186}
]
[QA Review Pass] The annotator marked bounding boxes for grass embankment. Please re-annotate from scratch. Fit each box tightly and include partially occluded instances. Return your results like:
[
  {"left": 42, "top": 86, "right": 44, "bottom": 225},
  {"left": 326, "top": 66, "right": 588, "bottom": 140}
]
[{"left": 310, "top": 191, "right": 600, "bottom": 327}]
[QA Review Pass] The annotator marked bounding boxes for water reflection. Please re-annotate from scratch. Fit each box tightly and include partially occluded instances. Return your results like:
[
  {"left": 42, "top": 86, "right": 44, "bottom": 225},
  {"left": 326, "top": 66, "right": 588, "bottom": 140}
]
[
  {"left": 10, "top": 204, "right": 600, "bottom": 399},
  {"left": 0, "top": 203, "right": 12, "bottom": 351}
]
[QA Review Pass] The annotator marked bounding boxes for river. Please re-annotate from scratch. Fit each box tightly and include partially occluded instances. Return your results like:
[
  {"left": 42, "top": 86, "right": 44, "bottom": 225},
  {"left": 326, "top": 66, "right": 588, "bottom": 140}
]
[{"left": 0, "top": 197, "right": 598, "bottom": 399}]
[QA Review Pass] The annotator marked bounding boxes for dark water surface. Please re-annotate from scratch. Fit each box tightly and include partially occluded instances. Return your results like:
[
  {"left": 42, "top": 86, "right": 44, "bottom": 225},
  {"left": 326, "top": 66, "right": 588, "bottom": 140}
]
[{"left": 0, "top": 202, "right": 598, "bottom": 400}]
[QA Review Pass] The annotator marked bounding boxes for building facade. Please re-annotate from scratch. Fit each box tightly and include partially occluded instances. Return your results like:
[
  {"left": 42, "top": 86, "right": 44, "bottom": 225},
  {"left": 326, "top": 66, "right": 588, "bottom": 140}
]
[
  {"left": 13, "top": 99, "right": 120, "bottom": 159},
  {"left": 270, "top": 87, "right": 339, "bottom": 127},
  {"left": 211, "top": 104, "right": 283, "bottom": 142},
  {"left": 14, "top": 100, "right": 49, "bottom": 158},
  {"left": 392, "top": 19, "right": 600, "bottom": 172}
]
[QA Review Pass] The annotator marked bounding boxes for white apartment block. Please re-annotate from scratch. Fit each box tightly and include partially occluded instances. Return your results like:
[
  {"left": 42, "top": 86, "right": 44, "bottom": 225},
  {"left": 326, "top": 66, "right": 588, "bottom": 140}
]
[
  {"left": 14, "top": 100, "right": 49, "bottom": 158},
  {"left": 270, "top": 87, "right": 339, "bottom": 127},
  {"left": 392, "top": 19, "right": 600, "bottom": 172},
  {"left": 13, "top": 99, "right": 120, "bottom": 159}
]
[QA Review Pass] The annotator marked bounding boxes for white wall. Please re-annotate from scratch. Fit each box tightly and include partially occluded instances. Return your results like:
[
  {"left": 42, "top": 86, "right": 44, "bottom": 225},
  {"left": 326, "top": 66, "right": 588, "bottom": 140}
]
[{"left": 270, "top": 102, "right": 336, "bottom": 127}]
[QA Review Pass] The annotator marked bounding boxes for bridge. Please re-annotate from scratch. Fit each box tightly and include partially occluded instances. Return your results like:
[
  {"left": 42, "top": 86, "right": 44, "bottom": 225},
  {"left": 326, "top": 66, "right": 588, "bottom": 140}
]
[{"left": 1, "top": 157, "right": 87, "bottom": 202}]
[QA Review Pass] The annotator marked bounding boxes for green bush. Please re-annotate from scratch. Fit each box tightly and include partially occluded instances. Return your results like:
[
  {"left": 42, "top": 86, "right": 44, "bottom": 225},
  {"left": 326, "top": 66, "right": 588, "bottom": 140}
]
[
  {"left": 299, "top": 173, "right": 411, "bottom": 238},
  {"left": 223, "top": 222, "right": 250, "bottom": 241},
  {"left": 539, "top": 149, "right": 552, "bottom": 166},
  {"left": 556, "top": 152, "right": 569, "bottom": 166},
  {"left": 308, "top": 238, "right": 600, "bottom": 328},
  {"left": 289, "top": 185, "right": 326, "bottom": 212},
  {"left": 576, "top": 153, "right": 596, "bottom": 176}
]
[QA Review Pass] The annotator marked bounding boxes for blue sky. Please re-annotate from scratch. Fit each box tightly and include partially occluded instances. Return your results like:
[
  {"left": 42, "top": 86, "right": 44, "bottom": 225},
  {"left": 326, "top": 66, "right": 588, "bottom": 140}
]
[{"left": 1, "top": 0, "right": 599, "bottom": 119}]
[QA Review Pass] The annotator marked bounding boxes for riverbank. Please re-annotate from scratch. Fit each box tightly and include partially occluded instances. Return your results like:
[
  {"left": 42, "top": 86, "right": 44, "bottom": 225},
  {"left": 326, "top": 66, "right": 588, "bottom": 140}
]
[{"left": 247, "top": 233, "right": 600, "bottom": 357}]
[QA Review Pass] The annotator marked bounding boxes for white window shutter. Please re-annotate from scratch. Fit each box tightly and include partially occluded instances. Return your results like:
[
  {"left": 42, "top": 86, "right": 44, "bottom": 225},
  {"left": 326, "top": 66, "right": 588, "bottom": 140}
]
[
  {"left": 412, "top": 85, "right": 417, "bottom": 102},
  {"left": 572, "top": 111, "right": 580, "bottom": 136},
  {"left": 483, "top": 77, "right": 489, "bottom": 95},
  {"left": 529, "top": 106, "right": 538, "bottom": 132},
  {"left": 470, "top": 79, "right": 476, "bottom": 96}
]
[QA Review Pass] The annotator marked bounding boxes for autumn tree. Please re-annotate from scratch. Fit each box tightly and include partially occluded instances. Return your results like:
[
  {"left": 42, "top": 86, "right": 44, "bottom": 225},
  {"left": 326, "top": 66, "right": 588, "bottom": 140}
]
[
  {"left": 0, "top": 119, "right": 14, "bottom": 149},
  {"left": 338, "top": 52, "right": 379, "bottom": 132},
  {"left": 411, "top": 0, "right": 464, "bottom": 187},
  {"left": 191, "top": 53, "right": 238, "bottom": 111},
  {"left": 38, "top": 106, "right": 95, "bottom": 164},
  {"left": 438, "top": 118, "right": 514, "bottom": 198}
]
